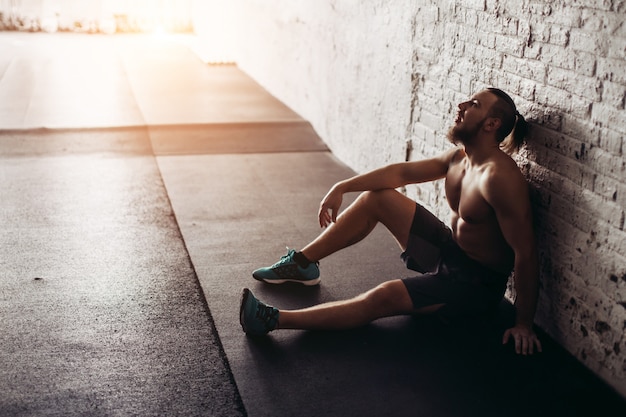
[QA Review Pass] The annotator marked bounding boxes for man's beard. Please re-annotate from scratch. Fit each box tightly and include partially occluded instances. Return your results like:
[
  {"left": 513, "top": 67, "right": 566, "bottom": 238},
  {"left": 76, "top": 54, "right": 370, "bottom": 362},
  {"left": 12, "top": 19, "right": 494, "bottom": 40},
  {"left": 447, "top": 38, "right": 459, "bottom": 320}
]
[{"left": 447, "top": 116, "right": 487, "bottom": 145}]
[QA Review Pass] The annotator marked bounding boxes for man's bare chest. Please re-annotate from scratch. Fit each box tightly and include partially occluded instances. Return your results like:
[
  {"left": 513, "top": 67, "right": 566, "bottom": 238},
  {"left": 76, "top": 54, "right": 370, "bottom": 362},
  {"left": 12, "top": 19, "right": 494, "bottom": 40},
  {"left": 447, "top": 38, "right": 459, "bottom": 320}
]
[{"left": 445, "top": 163, "right": 495, "bottom": 223}]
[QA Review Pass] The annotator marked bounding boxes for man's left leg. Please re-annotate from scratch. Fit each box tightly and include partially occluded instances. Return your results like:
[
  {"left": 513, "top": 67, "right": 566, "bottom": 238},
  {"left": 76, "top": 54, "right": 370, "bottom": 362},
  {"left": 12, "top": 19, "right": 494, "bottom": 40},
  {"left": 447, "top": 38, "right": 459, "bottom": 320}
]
[{"left": 240, "top": 280, "right": 444, "bottom": 335}]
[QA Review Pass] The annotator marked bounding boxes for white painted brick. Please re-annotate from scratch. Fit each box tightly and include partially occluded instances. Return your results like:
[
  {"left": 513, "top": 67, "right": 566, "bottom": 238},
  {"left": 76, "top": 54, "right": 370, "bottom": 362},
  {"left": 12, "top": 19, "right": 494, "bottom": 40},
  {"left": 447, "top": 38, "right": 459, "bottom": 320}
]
[
  {"left": 547, "top": 67, "right": 602, "bottom": 101},
  {"left": 502, "top": 54, "right": 546, "bottom": 81},
  {"left": 540, "top": 3, "right": 582, "bottom": 27},
  {"left": 608, "top": 35, "right": 626, "bottom": 59},
  {"left": 495, "top": 34, "right": 526, "bottom": 57},
  {"left": 528, "top": 2, "right": 555, "bottom": 18},
  {"left": 577, "top": 189, "right": 625, "bottom": 229},
  {"left": 597, "top": 56, "right": 626, "bottom": 84},
  {"left": 588, "top": 147, "right": 626, "bottom": 181},
  {"left": 594, "top": 175, "right": 626, "bottom": 207},
  {"left": 463, "top": 0, "right": 487, "bottom": 12},
  {"left": 523, "top": 42, "right": 542, "bottom": 60},
  {"left": 540, "top": 43, "right": 577, "bottom": 70},
  {"left": 602, "top": 81, "right": 626, "bottom": 109},
  {"left": 569, "top": 93, "right": 594, "bottom": 119},
  {"left": 549, "top": 192, "right": 596, "bottom": 233},
  {"left": 549, "top": 24, "right": 570, "bottom": 46},
  {"left": 571, "top": 28, "right": 608, "bottom": 54},
  {"left": 529, "top": 20, "right": 550, "bottom": 43},
  {"left": 598, "top": 126, "right": 624, "bottom": 156},
  {"left": 591, "top": 102, "right": 626, "bottom": 133},
  {"left": 574, "top": 51, "right": 597, "bottom": 77},
  {"left": 561, "top": 114, "right": 601, "bottom": 144},
  {"left": 607, "top": 226, "right": 626, "bottom": 256}
]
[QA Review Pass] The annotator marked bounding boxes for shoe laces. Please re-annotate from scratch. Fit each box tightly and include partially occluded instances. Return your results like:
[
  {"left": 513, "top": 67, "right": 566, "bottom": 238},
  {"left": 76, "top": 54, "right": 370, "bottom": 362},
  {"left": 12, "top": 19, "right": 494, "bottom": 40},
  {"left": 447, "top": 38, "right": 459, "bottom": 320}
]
[
  {"left": 272, "top": 248, "right": 296, "bottom": 267},
  {"left": 256, "top": 303, "right": 279, "bottom": 330}
]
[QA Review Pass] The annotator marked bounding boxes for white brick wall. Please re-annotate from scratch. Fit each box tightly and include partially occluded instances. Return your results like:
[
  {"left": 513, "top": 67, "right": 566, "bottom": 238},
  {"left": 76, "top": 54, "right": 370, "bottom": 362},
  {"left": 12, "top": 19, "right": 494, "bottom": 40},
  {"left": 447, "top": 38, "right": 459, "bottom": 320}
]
[
  {"left": 406, "top": 0, "right": 626, "bottom": 395},
  {"left": 200, "top": 0, "right": 626, "bottom": 396}
]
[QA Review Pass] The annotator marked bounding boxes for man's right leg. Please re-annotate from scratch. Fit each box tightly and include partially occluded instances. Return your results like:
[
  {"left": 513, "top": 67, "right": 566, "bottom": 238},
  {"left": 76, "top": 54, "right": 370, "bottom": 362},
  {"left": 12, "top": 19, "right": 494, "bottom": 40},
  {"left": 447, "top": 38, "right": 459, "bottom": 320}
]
[
  {"left": 301, "top": 188, "right": 417, "bottom": 262},
  {"left": 252, "top": 189, "right": 416, "bottom": 284}
]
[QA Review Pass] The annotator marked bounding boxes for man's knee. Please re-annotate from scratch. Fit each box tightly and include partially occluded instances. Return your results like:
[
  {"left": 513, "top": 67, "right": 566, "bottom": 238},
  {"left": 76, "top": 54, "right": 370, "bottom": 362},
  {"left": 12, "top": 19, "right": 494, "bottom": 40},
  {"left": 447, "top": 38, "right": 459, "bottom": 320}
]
[
  {"left": 362, "top": 280, "right": 413, "bottom": 316},
  {"left": 357, "top": 189, "right": 400, "bottom": 208}
]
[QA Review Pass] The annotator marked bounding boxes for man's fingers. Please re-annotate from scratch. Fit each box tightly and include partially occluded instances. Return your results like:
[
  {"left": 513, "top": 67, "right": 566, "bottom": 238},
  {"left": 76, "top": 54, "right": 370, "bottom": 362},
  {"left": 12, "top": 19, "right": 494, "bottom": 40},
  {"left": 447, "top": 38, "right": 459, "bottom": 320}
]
[
  {"left": 502, "top": 329, "right": 511, "bottom": 345},
  {"left": 523, "top": 337, "right": 530, "bottom": 355}
]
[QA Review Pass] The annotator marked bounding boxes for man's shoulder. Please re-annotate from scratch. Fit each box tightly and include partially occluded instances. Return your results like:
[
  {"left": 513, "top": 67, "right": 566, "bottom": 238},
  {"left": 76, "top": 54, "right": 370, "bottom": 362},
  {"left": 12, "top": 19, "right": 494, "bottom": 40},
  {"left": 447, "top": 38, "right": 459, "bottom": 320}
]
[
  {"left": 482, "top": 152, "right": 528, "bottom": 191},
  {"left": 439, "top": 147, "right": 466, "bottom": 166}
]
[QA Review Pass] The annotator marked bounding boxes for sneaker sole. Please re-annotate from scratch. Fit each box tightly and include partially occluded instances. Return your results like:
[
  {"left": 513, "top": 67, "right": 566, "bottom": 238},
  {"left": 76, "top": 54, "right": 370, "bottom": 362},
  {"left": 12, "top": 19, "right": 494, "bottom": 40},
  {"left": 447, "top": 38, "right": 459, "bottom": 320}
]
[
  {"left": 257, "top": 277, "right": 321, "bottom": 286},
  {"left": 239, "top": 288, "right": 251, "bottom": 333}
]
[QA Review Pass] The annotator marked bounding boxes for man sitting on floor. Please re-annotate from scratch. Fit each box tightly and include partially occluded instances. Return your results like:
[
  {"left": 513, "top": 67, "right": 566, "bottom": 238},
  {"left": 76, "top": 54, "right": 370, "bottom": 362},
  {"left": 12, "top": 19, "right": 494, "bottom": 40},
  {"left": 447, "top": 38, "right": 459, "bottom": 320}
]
[{"left": 240, "top": 87, "right": 542, "bottom": 355}]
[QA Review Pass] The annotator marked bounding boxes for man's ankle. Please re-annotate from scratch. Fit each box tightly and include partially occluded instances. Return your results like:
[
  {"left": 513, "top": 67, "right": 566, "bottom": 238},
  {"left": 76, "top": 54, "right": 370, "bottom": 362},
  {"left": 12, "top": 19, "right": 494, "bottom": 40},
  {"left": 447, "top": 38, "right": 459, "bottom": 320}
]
[{"left": 293, "top": 251, "right": 313, "bottom": 268}]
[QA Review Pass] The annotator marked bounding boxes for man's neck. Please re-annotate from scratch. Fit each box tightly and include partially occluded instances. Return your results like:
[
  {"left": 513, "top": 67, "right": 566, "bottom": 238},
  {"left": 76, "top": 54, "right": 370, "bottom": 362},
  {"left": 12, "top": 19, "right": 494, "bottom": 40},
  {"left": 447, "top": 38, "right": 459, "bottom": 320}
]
[{"left": 461, "top": 136, "right": 501, "bottom": 166}]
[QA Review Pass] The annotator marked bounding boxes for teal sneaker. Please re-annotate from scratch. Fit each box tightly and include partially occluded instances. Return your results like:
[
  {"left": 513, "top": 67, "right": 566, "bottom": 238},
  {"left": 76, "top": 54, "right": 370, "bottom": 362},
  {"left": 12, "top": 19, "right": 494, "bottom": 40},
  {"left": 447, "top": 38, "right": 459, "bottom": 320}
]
[
  {"left": 252, "top": 249, "right": 320, "bottom": 286},
  {"left": 239, "top": 288, "right": 279, "bottom": 336}
]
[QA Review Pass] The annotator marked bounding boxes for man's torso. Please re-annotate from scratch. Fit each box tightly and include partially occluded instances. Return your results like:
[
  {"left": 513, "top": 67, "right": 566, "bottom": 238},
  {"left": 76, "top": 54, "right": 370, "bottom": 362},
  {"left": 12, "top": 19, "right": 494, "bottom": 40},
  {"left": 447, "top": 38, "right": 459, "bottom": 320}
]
[{"left": 444, "top": 151, "right": 514, "bottom": 274}]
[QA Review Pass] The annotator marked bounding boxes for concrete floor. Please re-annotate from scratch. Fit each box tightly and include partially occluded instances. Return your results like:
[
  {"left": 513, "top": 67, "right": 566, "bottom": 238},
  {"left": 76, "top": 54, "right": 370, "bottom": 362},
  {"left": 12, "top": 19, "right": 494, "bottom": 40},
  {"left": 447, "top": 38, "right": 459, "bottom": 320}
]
[{"left": 0, "top": 32, "right": 624, "bottom": 417}]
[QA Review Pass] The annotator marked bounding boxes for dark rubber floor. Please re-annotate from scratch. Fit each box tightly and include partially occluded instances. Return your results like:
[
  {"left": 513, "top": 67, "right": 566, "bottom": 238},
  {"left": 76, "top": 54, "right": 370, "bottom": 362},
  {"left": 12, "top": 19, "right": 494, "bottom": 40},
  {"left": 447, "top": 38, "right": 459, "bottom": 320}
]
[{"left": 0, "top": 32, "right": 624, "bottom": 417}]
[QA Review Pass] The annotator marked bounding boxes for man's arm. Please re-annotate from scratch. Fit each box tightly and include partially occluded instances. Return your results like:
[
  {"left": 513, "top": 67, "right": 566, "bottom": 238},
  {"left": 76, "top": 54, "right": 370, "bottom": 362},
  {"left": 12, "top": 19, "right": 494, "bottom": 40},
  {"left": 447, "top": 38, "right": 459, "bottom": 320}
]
[
  {"left": 483, "top": 162, "right": 542, "bottom": 355},
  {"left": 319, "top": 148, "right": 460, "bottom": 226}
]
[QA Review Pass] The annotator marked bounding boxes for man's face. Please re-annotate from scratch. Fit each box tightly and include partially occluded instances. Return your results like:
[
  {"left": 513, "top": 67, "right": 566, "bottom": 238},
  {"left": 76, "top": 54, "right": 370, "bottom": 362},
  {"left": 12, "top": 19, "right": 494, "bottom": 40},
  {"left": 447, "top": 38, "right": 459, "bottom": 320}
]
[{"left": 447, "top": 90, "right": 497, "bottom": 145}]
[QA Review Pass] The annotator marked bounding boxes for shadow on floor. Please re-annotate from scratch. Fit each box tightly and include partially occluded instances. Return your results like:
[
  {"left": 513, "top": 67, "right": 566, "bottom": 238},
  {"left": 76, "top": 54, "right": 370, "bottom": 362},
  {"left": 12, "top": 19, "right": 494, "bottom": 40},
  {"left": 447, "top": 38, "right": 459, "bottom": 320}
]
[{"left": 245, "top": 299, "right": 625, "bottom": 417}]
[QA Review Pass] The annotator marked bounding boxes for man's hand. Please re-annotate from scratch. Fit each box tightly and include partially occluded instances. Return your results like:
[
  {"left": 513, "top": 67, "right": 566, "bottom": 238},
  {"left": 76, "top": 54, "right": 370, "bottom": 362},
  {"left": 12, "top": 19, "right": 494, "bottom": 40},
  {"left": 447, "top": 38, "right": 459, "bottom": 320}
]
[
  {"left": 318, "top": 186, "right": 343, "bottom": 228},
  {"left": 502, "top": 324, "right": 542, "bottom": 355}
]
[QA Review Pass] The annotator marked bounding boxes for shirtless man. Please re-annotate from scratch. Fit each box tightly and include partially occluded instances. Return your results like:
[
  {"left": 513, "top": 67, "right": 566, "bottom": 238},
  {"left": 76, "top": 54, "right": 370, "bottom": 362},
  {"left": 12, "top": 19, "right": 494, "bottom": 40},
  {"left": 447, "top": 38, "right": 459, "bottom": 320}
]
[{"left": 240, "top": 88, "right": 542, "bottom": 355}]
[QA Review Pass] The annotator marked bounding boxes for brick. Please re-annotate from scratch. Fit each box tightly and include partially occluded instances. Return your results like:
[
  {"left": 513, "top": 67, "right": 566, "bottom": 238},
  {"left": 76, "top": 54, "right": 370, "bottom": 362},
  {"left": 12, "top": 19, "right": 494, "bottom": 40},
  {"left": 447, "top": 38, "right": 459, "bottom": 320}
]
[
  {"left": 547, "top": 67, "right": 602, "bottom": 101},
  {"left": 549, "top": 25, "right": 571, "bottom": 46},
  {"left": 608, "top": 35, "right": 626, "bottom": 60},
  {"left": 540, "top": 43, "right": 576, "bottom": 70},
  {"left": 528, "top": 1, "right": 554, "bottom": 17},
  {"left": 591, "top": 102, "right": 626, "bottom": 132},
  {"left": 597, "top": 57, "right": 626, "bottom": 84},
  {"left": 588, "top": 147, "right": 626, "bottom": 180},
  {"left": 529, "top": 20, "right": 551, "bottom": 43},
  {"left": 463, "top": 8, "right": 479, "bottom": 27},
  {"left": 598, "top": 126, "right": 624, "bottom": 155},
  {"left": 538, "top": 3, "right": 582, "bottom": 27},
  {"left": 535, "top": 84, "right": 571, "bottom": 110},
  {"left": 594, "top": 175, "right": 626, "bottom": 207},
  {"left": 569, "top": 93, "right": 593, "bottom": 119},
  {"left": 463, "top": 0, "right": 487, "bottom": 12},
  {"left": 418, "top": 108, "right": 444, "bottom": 131},
  {"left": 527, "top": 144, "right": 592, "bottom": 187},
  {"left": 495, "top": 34, "right": 526, "bottom": 57},
  {"left": 550, "top": 192, "right": 596, "bottom": 233},
  {"left": 502, "top": 54, "right": 546, "bottom": 81},
  {"left": 561, "top": 114, "right": 601, "bottom": 144},
  {"left": 523, "top": 102, "right": 561, "bottom": 129},
  {"left": 602, "top": 81, "right": 626, "bottom": 109},
  {"left": 574, "top": 51, "right": 597, "bottom": 76},
  {"left": 607, "top": 226, "right": 626, "bottom": 255},
  {"left": 532, "top": 125, "right": 587, "bottom": 159},
  {"left": 577, "top": 189, "right": 625, "bottom": 229},
  {"left": 523, "top": 42, "right": 542, "bottom": 60},
  {"left": 581, "top": 9, "right": 606, "bottom": 31},
  {"left": 519, "top": 79, "right": 537, "bottom": 100},
  {"left": 410, "top": 122, "right": 437, "bottom": 146},
  {"left": 570, "top": 28, "right": 608, "bottom": 54}
]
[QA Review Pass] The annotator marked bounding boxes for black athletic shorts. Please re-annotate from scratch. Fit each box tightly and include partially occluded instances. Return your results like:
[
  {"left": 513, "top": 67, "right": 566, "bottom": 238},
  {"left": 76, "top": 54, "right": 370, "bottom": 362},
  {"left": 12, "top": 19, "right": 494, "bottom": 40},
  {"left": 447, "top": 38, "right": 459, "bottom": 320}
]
[{"left": 400, "top": 203, "right": 510, "bottom": 321}]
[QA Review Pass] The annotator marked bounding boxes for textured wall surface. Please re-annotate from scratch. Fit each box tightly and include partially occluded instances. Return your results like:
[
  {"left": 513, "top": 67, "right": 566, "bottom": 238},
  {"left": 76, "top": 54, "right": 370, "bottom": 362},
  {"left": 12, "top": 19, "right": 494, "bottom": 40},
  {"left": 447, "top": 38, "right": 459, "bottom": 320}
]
[
  {"left": 197, "top": 0, "right": 626, "bottom": 396},
  {"left": 233, "top": 0, "right": 416, "bottom": 170},
  {"left": 403, "top": 0, "right": 626, "bottom": 397}
]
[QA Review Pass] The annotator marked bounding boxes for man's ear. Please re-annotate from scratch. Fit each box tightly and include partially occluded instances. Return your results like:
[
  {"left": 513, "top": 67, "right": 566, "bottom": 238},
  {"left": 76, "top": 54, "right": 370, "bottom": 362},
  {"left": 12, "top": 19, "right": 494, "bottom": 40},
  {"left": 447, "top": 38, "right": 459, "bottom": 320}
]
[{"left": 483, "top": 117, "right": 502, "bottom": 132}]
